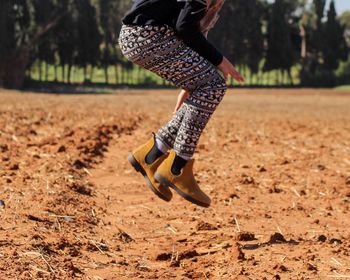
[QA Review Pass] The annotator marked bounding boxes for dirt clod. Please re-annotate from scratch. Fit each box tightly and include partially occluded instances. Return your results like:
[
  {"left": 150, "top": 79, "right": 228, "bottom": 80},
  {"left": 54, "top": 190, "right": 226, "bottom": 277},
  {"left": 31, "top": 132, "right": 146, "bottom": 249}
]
[
  {"left": 232, "top": 243, "right": 245, "bottom": 261},
  {"left": 73, "top": 159, "right": 87, "bottom": 169},
  {"left": 196, "top": 221, "right": 218, "bottom": 231},
  {"left": 329, "top": 238, "right": 342, "bottom": 245},
  {"left": 257, "top": 165, "right": 267, "bottom": 172},
  {"left": 237, "top": 232, "right": 256, "bottom": 241},
  {"left": 9, "top": 163, "right": 19, "bottom": 170},
  {"left": 305, "top": 263, "right": 318, "bottom": 271},
  {"left": 179, "top": 250, "right": 199, "bottom": 260},
  {"left": 318, "top": 235, "right": 327, "bottom": 242},
  {"left": 269, "top": 233, "right": 287, "bottom": 243},
  {"left": 274, "top": 264, "right": 288, "bottom": 272},
  {"left": 57, "top": 145, "right": 66, "bottom": 152},
  {"left": 240, "top": 174, "right": 255, "bottom": 185},
  {"left": 69, "top": 182, "right": 93, "bottom": 196},
  {"left": 156, "top": 253, "right": 172, "bottom": 261},
  {"left": 346, "top": 177, "right": 350, "bottom": 186},
  {"left": 0, "top": 144, "right": 8, "bottom": 152},
  {"left": 117, "top": 230, "right": 134, "bottom": 243}
]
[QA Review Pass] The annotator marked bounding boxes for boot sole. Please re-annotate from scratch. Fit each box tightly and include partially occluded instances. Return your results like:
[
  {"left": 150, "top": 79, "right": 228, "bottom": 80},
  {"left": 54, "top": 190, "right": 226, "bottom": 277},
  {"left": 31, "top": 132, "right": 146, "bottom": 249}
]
[
  {"left": 127, "top": 154, "right": 171, "bottom": 202},
  {"left": 154, "top": 172, "right": 210, "bottom": 208}
]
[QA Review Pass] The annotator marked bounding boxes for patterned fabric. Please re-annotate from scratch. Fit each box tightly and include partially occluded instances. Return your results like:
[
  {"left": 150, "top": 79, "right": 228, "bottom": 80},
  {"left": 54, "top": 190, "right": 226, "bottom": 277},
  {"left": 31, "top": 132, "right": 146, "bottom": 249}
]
[{"left": 119, "top": 24, "right": 227, "bottom": 159}]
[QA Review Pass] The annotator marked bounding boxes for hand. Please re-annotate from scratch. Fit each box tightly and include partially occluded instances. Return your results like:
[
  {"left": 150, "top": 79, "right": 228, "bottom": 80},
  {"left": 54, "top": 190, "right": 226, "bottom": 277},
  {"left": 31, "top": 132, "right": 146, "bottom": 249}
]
[
  {"left": 173, "top": 89, "right": 189, "bottom": 113},
  {"left": 217, "top": 57, "right": 245, "bottom": 84}
]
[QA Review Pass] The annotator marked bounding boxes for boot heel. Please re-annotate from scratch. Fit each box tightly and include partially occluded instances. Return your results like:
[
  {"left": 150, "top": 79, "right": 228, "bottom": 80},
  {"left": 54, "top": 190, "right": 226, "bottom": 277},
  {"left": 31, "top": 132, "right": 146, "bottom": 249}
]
[
  {"left": 128, "top": 154, "right": 146, "bottom": 176},
  {"left": 155, "top": 172, "right": 210, "bottom": 208},
  {"left": 128, "top": 155, "right": 172, "bottom": 202},
  {"left": 154, "top": 172, "right": 172, "bottom": 188}
]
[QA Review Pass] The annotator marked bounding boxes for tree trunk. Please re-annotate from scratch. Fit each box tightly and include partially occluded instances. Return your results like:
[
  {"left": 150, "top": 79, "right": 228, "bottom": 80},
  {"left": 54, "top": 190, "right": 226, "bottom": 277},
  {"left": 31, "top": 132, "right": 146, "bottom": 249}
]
[
  {"left": 67, "top": 64, "right": 72, "bottom": 84},
  {"left": 288, "top": 69, "right": 294, "bottom": 86},
  {"left": 137, "top": 67, "right": 142, "bottom": 84},
  {"left": 54, "top": 64, "right": 58, "bottom": 82},
  {"left": 62, "top": 64, "right": 65, "bottom": 82},
  {"left": 45, "top": 62, "right": 49, "bottom": 81},
  {"left": 0, "top": 49, "right": 30, "bottom": 89},
  {"left": 281, "top": 70, "right": 284, "bottom": 85},
  {"left": 27, "top": 66, "right": 32, "bottom": 80},
  {"left": 72, "top": 66, "right": 76, "bottom": 83},
  {"left": 83, "top": 66, "right": 87, "bottom": 82},
  {"left": 104, "top": 64, "right": 109, "bottom": 84},
  {"left": 90, "top": 66, "right": 94, "bottom": 82},
  {"left": 248, "top": 69, "right": 252, "bottom": 86},
  {"left": 115, "top": 64, "right": 119, "bottom": 84},
  {"left": 118, "top": 65, "right": 122, "bottom": 84},
  {"left": 39, "top": 60, "right": 43, "bottom": 81},
  {"left": 0, "top": 13, "right": 64, "bottom": 89},
  {"left": 300, "top": 25, "right": 307, "bottom": 59}
]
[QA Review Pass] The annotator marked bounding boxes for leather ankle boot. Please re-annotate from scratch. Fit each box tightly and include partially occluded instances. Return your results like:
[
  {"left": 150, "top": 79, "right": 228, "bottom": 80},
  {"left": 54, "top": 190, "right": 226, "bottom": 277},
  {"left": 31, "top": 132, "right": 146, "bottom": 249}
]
[
  {"left": 128, "top": 134, "right": 172, "bottom": 202},
  {"left": 154, "top": 150, "right": 210, "bottom": 207}
]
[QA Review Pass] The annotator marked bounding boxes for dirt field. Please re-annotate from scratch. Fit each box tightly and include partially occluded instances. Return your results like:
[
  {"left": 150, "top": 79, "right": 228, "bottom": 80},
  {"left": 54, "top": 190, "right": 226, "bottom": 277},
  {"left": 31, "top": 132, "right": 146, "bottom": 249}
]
[{"left": 0, "top": 89, "right": 349, "bottom": 280}]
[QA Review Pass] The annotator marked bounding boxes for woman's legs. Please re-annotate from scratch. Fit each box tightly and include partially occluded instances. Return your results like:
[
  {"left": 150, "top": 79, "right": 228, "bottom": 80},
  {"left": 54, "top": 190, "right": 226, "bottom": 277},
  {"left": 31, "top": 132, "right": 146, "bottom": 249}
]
[
  {"left": 119, "top": 24, "right": 227, "bottom": 159},
  {"left": 157, "top": 73, "right": 226, "bottom": 159}
]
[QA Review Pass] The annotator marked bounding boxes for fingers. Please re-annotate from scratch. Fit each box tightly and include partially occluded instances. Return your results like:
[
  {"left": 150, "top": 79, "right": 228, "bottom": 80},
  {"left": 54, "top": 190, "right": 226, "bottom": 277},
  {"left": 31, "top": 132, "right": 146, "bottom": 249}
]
[
  {"left": 230, "top": 69, "right": 245, "bottom": 84},
  {"left": 235, "top": 74, "right": 245, "bottom": 84},
  {"left": 233, "top": 73, "right": 245, "bottom": 83},
  {"left": 221, "top": 70, "right": 243, "bottom": 83}
]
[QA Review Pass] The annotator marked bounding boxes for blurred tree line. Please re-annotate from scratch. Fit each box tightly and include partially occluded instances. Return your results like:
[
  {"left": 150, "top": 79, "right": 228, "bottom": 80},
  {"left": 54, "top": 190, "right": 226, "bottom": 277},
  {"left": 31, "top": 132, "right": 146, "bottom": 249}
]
[{"left": 0, "top": 0, "right": 349, "bottom": 89}]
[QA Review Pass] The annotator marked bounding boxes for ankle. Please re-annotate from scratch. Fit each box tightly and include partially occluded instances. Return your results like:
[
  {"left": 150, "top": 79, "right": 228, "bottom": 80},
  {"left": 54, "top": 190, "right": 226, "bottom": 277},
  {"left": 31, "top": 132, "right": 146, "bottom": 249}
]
[
  {"left": 145, "top": 142, "right": 164, "bottom": 164},
  {"left": 155, "top": 137, "right": 169, "bottom": 154},
  {"left": 171, "top": 154, "right": 189, "bottom": 175}
]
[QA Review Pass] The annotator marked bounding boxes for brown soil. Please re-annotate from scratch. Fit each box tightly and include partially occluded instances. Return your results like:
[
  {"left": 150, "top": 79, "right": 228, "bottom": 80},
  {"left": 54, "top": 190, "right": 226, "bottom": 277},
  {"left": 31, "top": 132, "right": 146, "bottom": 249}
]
[{"left": 0, "top": 88, "right": 349, "bottom": 279}]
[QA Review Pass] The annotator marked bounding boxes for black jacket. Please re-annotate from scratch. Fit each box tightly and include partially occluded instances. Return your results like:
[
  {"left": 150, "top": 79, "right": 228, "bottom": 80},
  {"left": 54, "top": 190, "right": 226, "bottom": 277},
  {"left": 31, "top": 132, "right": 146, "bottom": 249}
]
[{"left": 122, "top": 0, "right": 223, "bottom": 66}]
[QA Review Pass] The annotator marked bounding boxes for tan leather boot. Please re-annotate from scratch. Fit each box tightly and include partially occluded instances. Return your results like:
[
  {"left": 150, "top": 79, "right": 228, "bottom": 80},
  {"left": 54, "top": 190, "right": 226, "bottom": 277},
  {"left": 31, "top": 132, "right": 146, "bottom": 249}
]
[
  {"left": 128, "top": 134, "right": 172, "bottom": 202},
  {"left": 154, "top": 150, "right": 211, "bottom": 208}
]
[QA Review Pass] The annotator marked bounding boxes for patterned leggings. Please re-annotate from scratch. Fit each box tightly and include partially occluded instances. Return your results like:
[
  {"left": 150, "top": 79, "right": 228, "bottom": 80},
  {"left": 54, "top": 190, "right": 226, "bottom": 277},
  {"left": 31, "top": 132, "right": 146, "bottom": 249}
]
[{"left": 119, "top": 24, "right": 227, "bottom": 159}]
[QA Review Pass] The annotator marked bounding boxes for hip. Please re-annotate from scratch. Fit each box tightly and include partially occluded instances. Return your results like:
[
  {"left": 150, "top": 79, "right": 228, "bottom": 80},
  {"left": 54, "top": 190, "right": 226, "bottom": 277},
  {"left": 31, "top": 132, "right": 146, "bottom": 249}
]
[{"left": 118, "top": 24, "right": 184, "bottom": 63}]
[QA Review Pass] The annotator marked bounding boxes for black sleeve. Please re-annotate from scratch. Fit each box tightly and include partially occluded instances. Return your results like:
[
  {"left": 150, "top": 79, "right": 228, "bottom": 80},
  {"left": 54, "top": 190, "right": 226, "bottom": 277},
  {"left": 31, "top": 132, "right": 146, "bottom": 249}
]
[{"left": 175, "top": 0, "right": 224, "bottom": 66}]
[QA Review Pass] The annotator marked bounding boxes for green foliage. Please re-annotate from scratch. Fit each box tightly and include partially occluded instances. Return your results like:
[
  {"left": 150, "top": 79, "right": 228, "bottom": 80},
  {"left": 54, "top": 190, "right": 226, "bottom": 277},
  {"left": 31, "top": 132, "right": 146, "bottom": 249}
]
[
  {"left": 322, "top": 1, "right": 348, "bottom": 71},
  {"left": 300, "top": 0, "right": 349, "bottom": 86},
  {"left": 339, "top": 11, "right": 350, "bottom": 47},
  {"left": 334, "top": 85, "right": 350, "bottom": 90},
  {"left": 336, "top": 54, "right": 350, "bottom": 84}
]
